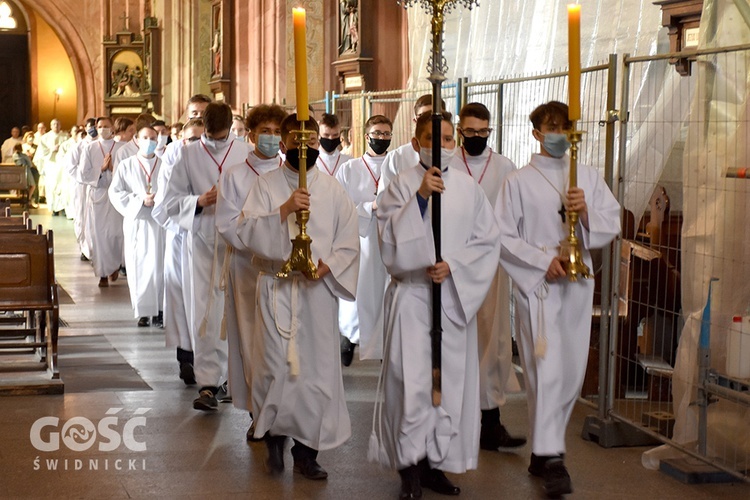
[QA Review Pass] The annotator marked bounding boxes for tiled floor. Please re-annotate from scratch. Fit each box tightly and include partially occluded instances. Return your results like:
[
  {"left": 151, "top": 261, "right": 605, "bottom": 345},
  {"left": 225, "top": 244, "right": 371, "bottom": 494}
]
[{"left": 1, "top": 210, "right": 748, "bottom": 499}]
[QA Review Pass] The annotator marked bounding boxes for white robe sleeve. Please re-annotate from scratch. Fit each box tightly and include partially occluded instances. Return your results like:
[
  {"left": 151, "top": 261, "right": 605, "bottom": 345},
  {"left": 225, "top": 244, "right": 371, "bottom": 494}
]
[
  {"left": 108, "top": 162, "right": 150, "bottom": 220},
  {"left": 215, "top": 167, "right": 246, "bottom": 250},
  {"left": 321, "top": 186, "right": 360, "bottom": 301},
  {"left": 579, "top": 168, "right": 621, "bottom": 250},
  {"left": 237, "top": 176, "right": 293, "bottom": 260},
  {"left": 376, "top": 174, "right": 435, "bottom": 276},
  {"left": 495, "top": 174, "right": 553, "bottom": 297},
  {"left": 160, "top": 151, "right": 200, "bottom": 232},
  {"left": 440, "top": 185, "right": 501, "bottom": 324},
  {"left": 78, "top": 144, "right": 99, "bottom": 187}
]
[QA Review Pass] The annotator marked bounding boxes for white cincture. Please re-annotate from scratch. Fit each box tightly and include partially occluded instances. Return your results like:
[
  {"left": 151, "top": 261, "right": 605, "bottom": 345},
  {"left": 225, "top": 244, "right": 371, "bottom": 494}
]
[
  {"left": 273, "top": 276, "right": 300, "bottom": 376},
  {"left": 535, "top": 280, "right": 550, "bottom": 359}
]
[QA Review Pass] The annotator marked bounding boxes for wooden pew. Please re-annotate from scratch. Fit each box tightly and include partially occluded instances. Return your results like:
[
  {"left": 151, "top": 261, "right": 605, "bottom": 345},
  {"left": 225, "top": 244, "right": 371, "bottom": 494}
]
[
  {"left": 0, "top": 210, "right": 33, "bottom": 232},
  {"left": 0, "top": 228, "right": 63, "bottom": 394},
  {"left": 0, "top": 164, "right": 30, "bottom": 210}
]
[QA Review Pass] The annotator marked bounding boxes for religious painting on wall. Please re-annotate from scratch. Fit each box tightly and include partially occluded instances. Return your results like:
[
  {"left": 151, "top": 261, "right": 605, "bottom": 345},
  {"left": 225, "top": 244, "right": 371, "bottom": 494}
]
[
  {"left": 109, "top": 50, "right": 147, "bottom": 98},
  {"left": 339, "top": 0, "right": 359, "bottom": 56}
]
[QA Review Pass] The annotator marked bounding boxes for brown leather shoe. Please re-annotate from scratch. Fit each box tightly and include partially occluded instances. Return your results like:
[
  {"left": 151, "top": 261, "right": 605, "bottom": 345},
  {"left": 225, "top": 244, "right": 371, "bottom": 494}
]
[
  {"left": 109, "top": 270, "right": 119, "bottom": 282},
  {"left": 98, "top": 277, "right": 109, "bottom": 288}
]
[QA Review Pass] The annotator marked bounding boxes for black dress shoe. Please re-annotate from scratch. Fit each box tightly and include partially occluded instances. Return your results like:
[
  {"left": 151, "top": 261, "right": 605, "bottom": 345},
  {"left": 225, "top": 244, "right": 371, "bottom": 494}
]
[
  {"left": 399, "top": 465, "right": 423, "bottom": 499},
  {"left": 340, "top": 336, "right": 355, "bottom": 367},
  {"left": 529, "top": 453, "right": 564, "bottom": 477},
  {"left": 480, "top": 422, "right": 527, "bottom": 450},
  {"left": 544, "top": 458, "right": 573, "bottom": 497},
  {"left": 293, "top": 458, "right": 328, "bottom": 480},
  {"left": 265, "top": 435, "right": 286, "bottom": 475},
  {"left": 138, "top": 316, "right": 150, "bottom": 327},
  {"left": 421, "top": 468, "right": 460, "bottom": 496},
  {"left": 179, "top": 362, "right": 196, "bottom": 385}
]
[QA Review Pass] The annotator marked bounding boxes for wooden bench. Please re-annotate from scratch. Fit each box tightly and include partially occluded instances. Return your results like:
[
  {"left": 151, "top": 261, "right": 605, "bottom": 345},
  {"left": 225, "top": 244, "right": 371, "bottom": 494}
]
[
  {"left": 0, "top": 228, "right": 63, "bottom": 394},
  {"left": 0, "top": 210, "right": 33, "bottom": 232},
  {"left": 0, "top": 164, "right": 30, "bottom": 210}
]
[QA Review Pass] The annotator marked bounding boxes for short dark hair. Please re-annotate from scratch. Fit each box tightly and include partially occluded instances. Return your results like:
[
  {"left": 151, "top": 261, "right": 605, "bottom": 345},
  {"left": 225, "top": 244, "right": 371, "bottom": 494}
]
[
  {"left": 137, "top": 124, "right": 157, "bottom": 135},
  {"left": 246, "top": 104, "right": 288, "bottom": 131},
  {"left": 365, "top": 115, "right": 392, "bottom": 132},
  {"left": 96, "top": 116, "right": 113, "bottom": 127},
  {"left": 529, "top": 101, "right": 572, "bottom": 131},
  {"left": 153, "top": 120, "right": 166, "bottom": 127},
  {"left": 134, "top": 113, "right": 155, "bottom": 131},
  {"left": 114, "top": 117, "right": 134, "bottom": 134},
  {"left": 459, "top": 102, "right": 491, "bottom": 123},
  {"left": 203, "top": 102, "right": 234, "bottom": 134},
  {"left": 319, "top": 113, "right": 340, "bottom": 129},
  {"left": 415, "top": 111, "right": 453, "bottom": 139},
  {"left": 280, "top": 113, "right": 319, "bottom": 141},
  {"left": 183, "top": 118, "right": 204, "bottom": 130},
  {"left": 85, "top": 118, "right": 96, "bottom": 128},
  {"left": 413, "top": 94, "right": 446, "bottom": 116},
  {"left": 13, "top": 143, "right": 23, "bottom": 153},
  {"left": 187, "top": 94, "right": 212, "bottom": 106}
]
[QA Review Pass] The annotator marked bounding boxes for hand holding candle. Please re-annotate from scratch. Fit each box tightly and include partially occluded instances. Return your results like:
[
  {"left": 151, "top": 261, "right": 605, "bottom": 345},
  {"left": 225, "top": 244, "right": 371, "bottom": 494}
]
[
  {"left": 567, "top": 4, "right": 581, "bottom": 121},
  {"left": 292, "top": 7, "right": 309, "bottom": 121}
]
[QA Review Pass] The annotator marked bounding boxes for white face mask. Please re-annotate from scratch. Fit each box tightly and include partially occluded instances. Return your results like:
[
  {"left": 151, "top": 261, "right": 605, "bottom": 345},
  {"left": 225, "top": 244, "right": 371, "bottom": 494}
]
[
  {"left": 419, "top": 145, "right": 455, "bottom": 171},
  {"left": 98, "top": 128, "right": 112, "bottom": 140},
  {"left": 138, "top": 138, "right": 158, "bottom": 156},
  {"left": 156, "top": 134, "right": 168, "bottom": 149},
  {"left": 203, "top": 134, "right": 229, "bottom": 150}
]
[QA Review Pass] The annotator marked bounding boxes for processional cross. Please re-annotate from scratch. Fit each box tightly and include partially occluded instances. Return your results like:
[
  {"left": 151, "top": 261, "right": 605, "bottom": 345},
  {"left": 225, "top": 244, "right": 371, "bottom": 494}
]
[{"left": 397, "top": 0, "right": 480, "bottom": 407}]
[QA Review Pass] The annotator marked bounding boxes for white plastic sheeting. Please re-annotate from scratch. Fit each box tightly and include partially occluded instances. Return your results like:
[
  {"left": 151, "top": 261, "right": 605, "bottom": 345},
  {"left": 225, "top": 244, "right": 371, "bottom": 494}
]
[
  {"left": 402, "top": 0, "right": 679, "bottom": 223},
  {"left": 643, "top": 0, "right": 750, "bottom": 471}
]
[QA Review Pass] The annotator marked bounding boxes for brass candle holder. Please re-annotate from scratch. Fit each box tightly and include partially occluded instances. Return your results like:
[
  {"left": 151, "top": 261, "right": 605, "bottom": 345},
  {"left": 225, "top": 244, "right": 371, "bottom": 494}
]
[
  {"left": 276, "top": 121, "right": 319, "bottom": 280},
  {"left": 561, "top": 121, "right": 592, "bottom": 282}
]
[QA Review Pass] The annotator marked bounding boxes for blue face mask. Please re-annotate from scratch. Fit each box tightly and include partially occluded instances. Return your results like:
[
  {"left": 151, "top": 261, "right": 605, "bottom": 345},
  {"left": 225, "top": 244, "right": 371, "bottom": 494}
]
[
  {"left": 138, "top": 138, "right": 158, "bottom": 156},
  {"left": 256, "top": 134, "right": 281, "bottom": 158},
  {"left": 541, "top": 132, "right": 571, "bottom": 158}
]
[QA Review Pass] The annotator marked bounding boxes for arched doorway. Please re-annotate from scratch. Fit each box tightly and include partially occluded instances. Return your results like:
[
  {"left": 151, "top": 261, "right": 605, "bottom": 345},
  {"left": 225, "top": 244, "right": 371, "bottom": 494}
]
[
  {"left": 0, "top": 0, "right": 30, "bottom": 137},
  {"left": 7, "top": 0, "right": 100, "bottom": 129}
]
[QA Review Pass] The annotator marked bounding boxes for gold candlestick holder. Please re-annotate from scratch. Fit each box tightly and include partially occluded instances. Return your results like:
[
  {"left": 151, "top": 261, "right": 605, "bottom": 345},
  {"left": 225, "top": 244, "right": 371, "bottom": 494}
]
[
  {"left": 560, "top": 121, "right": 591, "bottom": 282},
  {"left": 276, "top": 122, "right": 319, "bottom": 280}
]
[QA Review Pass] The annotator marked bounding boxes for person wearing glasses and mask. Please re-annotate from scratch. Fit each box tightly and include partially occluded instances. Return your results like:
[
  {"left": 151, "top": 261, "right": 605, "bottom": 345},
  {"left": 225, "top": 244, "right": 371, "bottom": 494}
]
[
  {"left": 237, "top": 113, "right": 359, "bottom": 482},
  {"left": 449, "top": 103, "right": 527, "bottom": 454},
  {"left": 159, "top": 102, "right": 248, "bottom": 412},
  {"left": 495, "top": 101, "right": 620, "bottom": 497},
  {"left": 317, "top": 113, "right": 352, "bottom": 177},
  {"left": 335, "top": 115, "right": 393, "bottom": 365}
]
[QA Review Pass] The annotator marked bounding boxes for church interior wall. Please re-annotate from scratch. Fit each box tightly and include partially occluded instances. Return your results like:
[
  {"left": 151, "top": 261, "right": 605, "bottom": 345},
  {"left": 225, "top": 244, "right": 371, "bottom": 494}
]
[{"left": 28, "top": 11, "right": 77, "bottom": 128}]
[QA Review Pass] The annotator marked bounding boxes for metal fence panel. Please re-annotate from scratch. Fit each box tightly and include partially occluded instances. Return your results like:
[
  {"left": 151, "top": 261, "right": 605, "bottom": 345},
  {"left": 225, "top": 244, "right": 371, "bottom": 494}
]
[{"left": 610, "top": 45, "right": 750, "bottom": 482}]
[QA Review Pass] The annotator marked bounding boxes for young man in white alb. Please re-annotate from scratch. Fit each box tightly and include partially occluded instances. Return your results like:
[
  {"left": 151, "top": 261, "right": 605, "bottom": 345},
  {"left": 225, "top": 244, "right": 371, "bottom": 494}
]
[
  {"left": 109, "top": 124, "right": 165, "bottom": 328},
  {"left": 316, "top": 113, "right": 352, "bottom": 177},
  {"left": 496, "top": 101, "right": 620, "bottom": 496},
  {"left": 215, "top": 104, "right": 287, "bottom": 439},
  {"left": 335, "top": 114, "right": 393, "bottom": 364},
  {"left": 450, "top": 102, "right": 526, "bottom": 452},
  {"left": 160, "top": 102, "right": 248, "bottom": 410}
]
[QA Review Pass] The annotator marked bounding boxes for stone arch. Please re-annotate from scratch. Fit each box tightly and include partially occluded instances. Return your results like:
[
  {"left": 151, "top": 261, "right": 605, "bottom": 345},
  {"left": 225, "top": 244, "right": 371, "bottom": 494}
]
[{"left": 17, "top": 0, "right": 101, "bottom": 122}]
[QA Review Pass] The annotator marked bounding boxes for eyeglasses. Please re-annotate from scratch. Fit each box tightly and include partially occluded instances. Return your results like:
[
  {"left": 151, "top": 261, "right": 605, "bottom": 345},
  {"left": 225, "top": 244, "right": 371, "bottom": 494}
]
[
  {"left": 460, "top": 128, "right": 493, "bottom": 138},
  {"left": 368, "top": 131, "right": 393, "bottom": 139}
]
